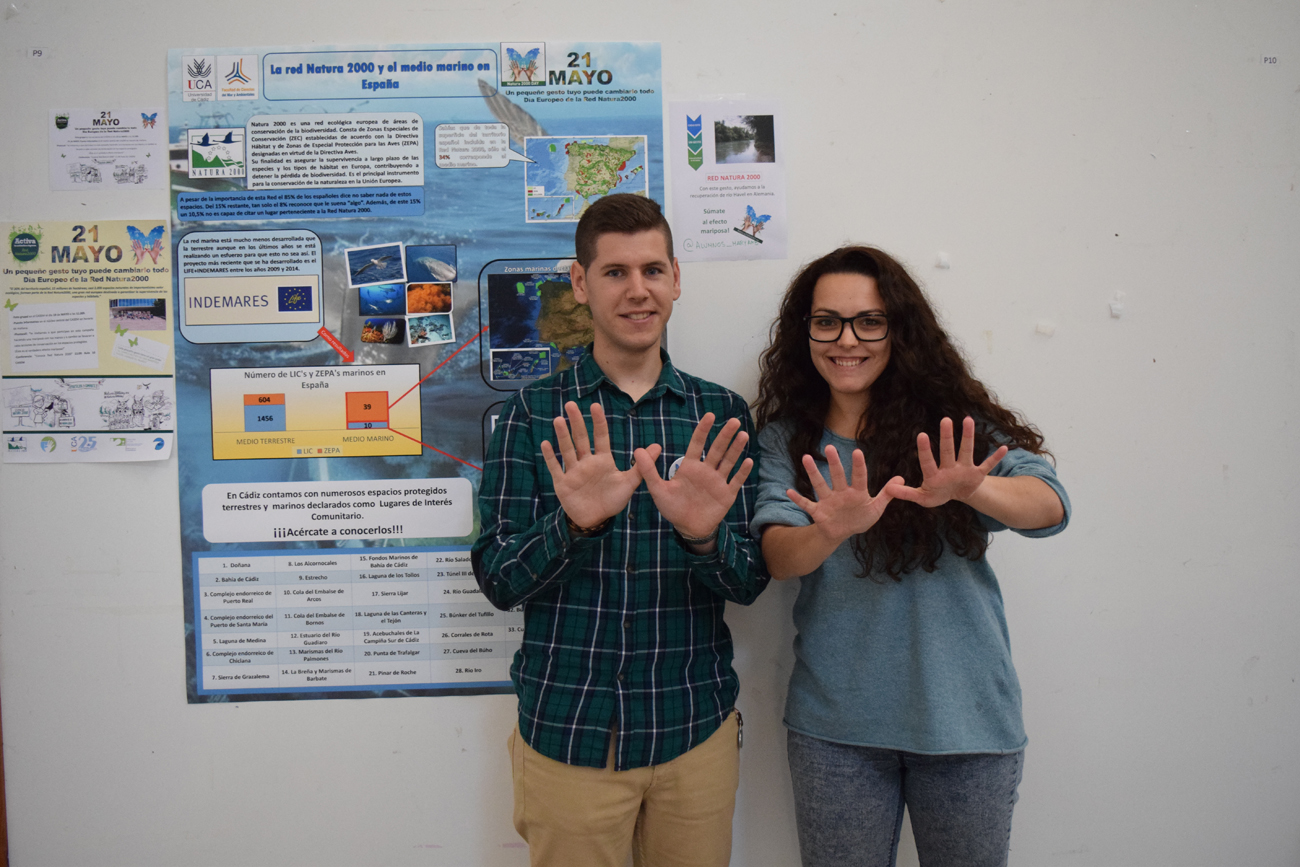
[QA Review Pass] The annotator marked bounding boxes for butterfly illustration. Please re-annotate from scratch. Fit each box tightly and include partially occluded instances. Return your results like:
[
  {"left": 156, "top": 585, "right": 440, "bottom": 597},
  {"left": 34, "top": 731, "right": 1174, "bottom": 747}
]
[
  {"left": 129, "top": 337, "right": 139, "bottom": 347},
  {"left": 127, "top": 224, "right": 166, "bottom": 265},
  {"left": 740, "top": 205, "right": 771, "bottom": 237},
  {"left": 506, "top": 48, "right": 541, "bottom": 83},
  {"left": 141, "top": 112, "right": 157, "bottom": 129}
]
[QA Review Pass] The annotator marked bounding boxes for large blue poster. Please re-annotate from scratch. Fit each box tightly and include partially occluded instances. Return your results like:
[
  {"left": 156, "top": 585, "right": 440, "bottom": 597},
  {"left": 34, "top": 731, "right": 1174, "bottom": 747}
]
[{"left": 168, "top": 42, "right": 663, "bottom": 702}]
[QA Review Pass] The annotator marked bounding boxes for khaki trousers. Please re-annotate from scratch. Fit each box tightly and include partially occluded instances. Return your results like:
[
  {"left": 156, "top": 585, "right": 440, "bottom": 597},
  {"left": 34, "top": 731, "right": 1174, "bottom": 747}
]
[{"left": 508, "top": 712, "right": 740, "bottom": 867}]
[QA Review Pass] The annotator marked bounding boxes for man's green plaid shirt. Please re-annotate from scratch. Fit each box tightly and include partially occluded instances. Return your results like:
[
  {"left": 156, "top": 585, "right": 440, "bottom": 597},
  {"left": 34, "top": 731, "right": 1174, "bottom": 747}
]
[{"left": 472, "top": 349, "right": 769, "bottom": 771}]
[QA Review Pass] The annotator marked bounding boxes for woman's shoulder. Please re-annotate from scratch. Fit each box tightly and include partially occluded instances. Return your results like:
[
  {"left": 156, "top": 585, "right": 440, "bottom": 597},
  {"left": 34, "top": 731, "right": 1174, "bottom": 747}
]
[{"left": 755, "top": 416, "right": 804, "bottom": 447}]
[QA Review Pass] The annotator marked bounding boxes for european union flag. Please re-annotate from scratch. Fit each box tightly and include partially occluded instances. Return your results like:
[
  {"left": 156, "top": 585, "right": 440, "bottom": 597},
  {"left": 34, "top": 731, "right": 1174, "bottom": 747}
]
[{"left": 278, "top": 286, "right": 313, "bottom": 312}]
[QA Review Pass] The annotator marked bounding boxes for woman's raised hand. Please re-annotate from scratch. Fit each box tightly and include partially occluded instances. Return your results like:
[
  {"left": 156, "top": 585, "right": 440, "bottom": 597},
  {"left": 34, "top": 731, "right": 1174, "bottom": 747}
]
[
  {"left": 885, "top": 416, "right": 1008, "bottom": 509},
  {"left": 786, "top": 445, "right": 902, "bottom": 545}
]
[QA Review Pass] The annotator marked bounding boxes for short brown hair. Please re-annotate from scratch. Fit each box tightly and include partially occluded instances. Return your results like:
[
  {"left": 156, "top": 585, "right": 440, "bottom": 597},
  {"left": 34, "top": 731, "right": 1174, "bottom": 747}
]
[{"left": 574, "top": 194, "right": 674, "bottom": 268}]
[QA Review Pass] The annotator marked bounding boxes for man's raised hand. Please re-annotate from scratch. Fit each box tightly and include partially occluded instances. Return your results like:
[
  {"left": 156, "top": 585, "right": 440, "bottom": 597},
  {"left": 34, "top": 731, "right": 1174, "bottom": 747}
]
[
  {"left": 633, "top": 413, "right": 752, "bottom": 543},
  {"left": 540, "top": 402, "right": 650, "bottom": 529}
]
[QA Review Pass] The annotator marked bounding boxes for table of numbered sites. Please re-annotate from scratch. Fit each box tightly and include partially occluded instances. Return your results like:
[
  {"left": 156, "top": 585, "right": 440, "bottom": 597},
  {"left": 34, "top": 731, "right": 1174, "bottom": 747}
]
[{"left": 195, "top": 547, "right": 523, "bottom": 693}]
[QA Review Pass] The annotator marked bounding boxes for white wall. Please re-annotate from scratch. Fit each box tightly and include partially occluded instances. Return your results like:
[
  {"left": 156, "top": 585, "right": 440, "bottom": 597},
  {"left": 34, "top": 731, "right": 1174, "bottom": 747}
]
[{"left": 2, "top": 1, "right": 1298, "bottom": 865}]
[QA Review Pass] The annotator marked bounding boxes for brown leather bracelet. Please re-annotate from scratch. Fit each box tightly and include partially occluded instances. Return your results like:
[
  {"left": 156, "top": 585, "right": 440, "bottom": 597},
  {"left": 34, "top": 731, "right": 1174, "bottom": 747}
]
[{"left": 565, "top": 513, "right": 612, "bottom": 538}]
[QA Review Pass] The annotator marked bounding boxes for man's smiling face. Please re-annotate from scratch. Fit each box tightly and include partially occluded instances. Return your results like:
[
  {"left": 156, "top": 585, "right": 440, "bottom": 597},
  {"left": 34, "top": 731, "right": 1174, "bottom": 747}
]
[{"left": 571, "top": 228, "right": 681, "bottom": 364}]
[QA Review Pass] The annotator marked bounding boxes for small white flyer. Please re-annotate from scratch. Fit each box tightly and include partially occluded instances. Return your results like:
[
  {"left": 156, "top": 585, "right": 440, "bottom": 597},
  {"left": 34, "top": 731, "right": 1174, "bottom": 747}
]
[
  {"left": 669, "top": 100, "right": 787, "bottom": 262},
  {"left": 49, "top": 108, "right": 166, "bottom": 191},
  {"left": 111, "top": 333, "right": 171, "bottom": 372}
]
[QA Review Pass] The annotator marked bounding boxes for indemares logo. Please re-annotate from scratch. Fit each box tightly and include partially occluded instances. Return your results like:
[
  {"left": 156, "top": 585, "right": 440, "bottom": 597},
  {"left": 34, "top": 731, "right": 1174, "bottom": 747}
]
[
  {"left": 225, "top": 58, "right": 251, "bottom": 84},
  {"left": 278, "top": 286, "right": 313, "bottom": 312}
]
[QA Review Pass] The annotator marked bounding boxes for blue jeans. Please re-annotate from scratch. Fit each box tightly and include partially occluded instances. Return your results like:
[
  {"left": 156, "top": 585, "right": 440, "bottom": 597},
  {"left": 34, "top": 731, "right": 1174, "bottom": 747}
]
[{"left": 787, "top": 730, "right": 1023, "bottom": 867}]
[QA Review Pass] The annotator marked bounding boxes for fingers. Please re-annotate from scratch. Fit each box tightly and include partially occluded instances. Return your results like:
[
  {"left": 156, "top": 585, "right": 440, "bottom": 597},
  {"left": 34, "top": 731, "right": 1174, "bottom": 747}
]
[
  {"left": 715, "top": 427, "right": 749, "bottom": 479},
  {"left": 564, "top": 401, "right": 591, "bottom": 456},
  {"left": 938, "top": 417, "right": 956, "bottom": 466},
  {"left": 884, "top": 480, "right": 924, "bottom": 504},
  {"left": 957, "top": 416, "right": 976, "bottom": 465},
  {"left": 552, "top": 413, "right": 578, "bottom": 466},
  {"left": 704, "top": 417, "right": 742, "bottom": 467},
  {"left": 726, "top": 457, "right": 754, "bottom": 493},
  {"left": 916, "top": 432, "right": 939, "bottom": 477},
  {"left": 785, "top": 487, "right": 816, "bottom": 513},
  {"left": 540, "top": 439, "right": 563, "bottom": 480},
  {"left": 825, "top": 445, "right": 849, "bottom": 490},
  {"left": 633, "top": 447, "right": 665, "bottom": 488},
  {"left": 850, "top": 449, "right": 870, "bottom": 490},
  {"left": 978, "top": 444, "right": 1009, "bottom": 474},
  {"left": 802, "top": 454, "right": 832, "bottom": 497},
  {"left": 589, "top": 402, "right": 611, "bottom": 455},
  {"left": 683, "top": 413, "right": 716, "bottom": 461},
  {"left": 873, "top": 475, "right": 903, "bottom": 507}
]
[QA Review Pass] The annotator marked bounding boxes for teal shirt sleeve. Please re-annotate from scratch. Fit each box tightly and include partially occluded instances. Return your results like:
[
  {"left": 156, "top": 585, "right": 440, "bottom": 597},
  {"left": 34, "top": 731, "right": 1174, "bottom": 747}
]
[
  {"left": 979, "top": 447, "right": 1071, "bottom": 537},
  {"left": 751, "top": 420, "right": 811, "bottom": 537}
]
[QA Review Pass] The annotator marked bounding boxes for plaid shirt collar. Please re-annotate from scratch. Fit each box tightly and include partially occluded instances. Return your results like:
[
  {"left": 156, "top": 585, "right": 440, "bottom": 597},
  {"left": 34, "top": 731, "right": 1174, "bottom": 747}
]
[{"left": 571, "top": 344, "right": 688, "bottom": 403}]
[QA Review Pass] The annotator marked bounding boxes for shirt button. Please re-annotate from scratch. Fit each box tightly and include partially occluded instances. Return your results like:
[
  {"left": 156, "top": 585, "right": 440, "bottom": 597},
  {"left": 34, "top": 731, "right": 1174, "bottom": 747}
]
[
  {"left": 617, "top": 673, "right": 624, "bottom": 682},
  {"left": 623, "top": 620, "right": 631, "bottom": 629}
]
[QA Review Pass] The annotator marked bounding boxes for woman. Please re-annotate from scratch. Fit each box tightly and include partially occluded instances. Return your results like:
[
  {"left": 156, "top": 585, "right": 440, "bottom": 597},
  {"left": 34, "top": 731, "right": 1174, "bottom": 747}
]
[{"left": 751, "top": 246, "right": 1070, "bottom": 867}]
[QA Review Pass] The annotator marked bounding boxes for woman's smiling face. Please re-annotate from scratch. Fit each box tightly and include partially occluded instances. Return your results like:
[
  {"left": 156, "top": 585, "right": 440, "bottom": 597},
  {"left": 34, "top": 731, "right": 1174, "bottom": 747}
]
[{"left": 808, "top": 271, "right": 892, "bottom": 404}]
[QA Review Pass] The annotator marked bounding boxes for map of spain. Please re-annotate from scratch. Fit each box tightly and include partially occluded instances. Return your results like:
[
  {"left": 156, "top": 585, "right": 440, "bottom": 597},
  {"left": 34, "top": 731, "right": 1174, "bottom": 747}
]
[{"left": 524, "top": 135, "right": 648, "bottom": 222}]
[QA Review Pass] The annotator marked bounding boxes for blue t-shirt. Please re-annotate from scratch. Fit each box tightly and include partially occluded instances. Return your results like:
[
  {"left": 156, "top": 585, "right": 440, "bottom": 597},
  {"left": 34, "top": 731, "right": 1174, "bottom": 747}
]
[{"left": 751, "top": 422, "right": 1070, "bottom": 755}]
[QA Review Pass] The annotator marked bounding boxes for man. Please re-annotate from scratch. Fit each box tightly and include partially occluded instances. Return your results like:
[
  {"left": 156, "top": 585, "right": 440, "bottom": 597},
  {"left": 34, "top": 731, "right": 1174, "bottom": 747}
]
[{"left": 472, "top": 193, "right": 769, "bottom": 867}]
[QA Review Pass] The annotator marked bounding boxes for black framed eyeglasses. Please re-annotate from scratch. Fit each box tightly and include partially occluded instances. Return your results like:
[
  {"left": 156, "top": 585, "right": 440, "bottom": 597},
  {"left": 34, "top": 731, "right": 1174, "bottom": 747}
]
[{"left": 805, "top": 314, "right": 889, "bottom": 343}]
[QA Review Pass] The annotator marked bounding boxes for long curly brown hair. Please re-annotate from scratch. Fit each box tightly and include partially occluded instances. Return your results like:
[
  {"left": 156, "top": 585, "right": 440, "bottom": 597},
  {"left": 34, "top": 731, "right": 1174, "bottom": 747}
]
[{"left": 754, "top": 246, "right": 1049, "bottom": 580}]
